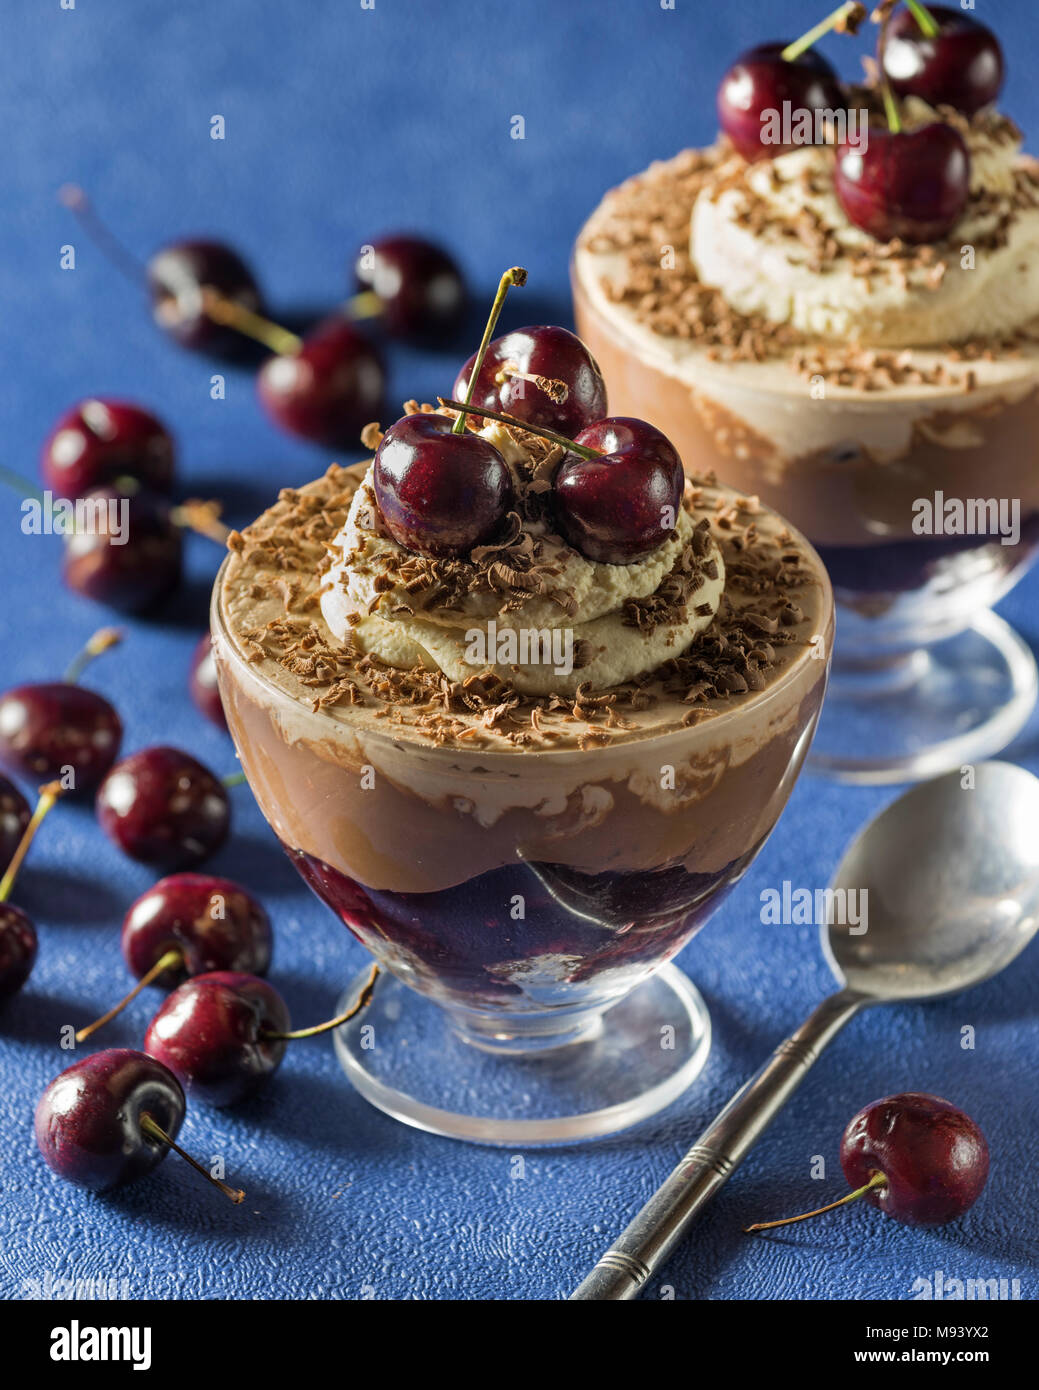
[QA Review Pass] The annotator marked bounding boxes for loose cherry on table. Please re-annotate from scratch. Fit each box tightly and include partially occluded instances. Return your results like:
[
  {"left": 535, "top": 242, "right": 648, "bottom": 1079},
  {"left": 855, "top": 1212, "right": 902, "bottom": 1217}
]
[
  {"left": 883, "top": 2, "right": 1004, "bottom": 117},
  {"left": 41, "top": 400, "right": 175, "bottom": 501},
  {"left": 35, "top": 1048, "right": 244, "bottom": 1200},
  {"left": 144, "top": 964, "right": 379, "bottom": 1106},
  {"left": 0, "top": 781, "right": 64, "bottom": 1001},
  {"left": 76, "top": 873, "right": 272, "bottom": 1043},
  {"left": 745, "top": 1093, "right": 989, "bottom": 1233},
  {"left": 452, "top": 325, "right": 607, "bottom": 439},
  {"left": 189, "top": 634, "right": 228, "bottom": 730},
  {"left": 95, "top": 746, "right": 232, "bottom": 871},
  {"left": 62, "top": 486, "right": 183, "bottom": 614},
  {"left": 372, "top": 266, "right": 528, "bottom": 556},
  {"left": 716, "top": 2, "right": 865, "bottom": 162},
  {"left": 0, "top": 777, "right": 30, "bottom": 877},
  {"left": 60, "top": 187, "right": 266, "bottom": 362},
  {"left": 351, "top": 234, "right": 468, "bottom": 341},
  {"left": 255, "top": 316, "right": 386, "bottom": 448},
  {"left": 0, "top": 627, "right": 123, "bottom": 793}
]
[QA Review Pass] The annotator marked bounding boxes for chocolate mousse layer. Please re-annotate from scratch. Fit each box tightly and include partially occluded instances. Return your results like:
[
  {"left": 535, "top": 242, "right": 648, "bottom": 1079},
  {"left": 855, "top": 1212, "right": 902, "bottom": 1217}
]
[
  {"left": 572, "top": 105, "right": 1039, "bottom": 617},
  {"left": 213, "top": 424, "right": 831, "bottom": 1023}
]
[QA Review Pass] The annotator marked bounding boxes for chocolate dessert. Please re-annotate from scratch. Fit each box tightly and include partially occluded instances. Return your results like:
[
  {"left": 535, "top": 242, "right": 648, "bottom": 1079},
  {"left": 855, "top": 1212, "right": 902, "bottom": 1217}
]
[{"left": 213, "top": 403, "right": 832, "bottom": 1044}]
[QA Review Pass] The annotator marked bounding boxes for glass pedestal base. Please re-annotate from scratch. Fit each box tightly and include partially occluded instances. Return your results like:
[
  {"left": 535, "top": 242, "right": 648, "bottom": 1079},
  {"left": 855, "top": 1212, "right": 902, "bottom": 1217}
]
[
  {"left": 333, "top": 963, "right": 711, "bottom": 1146},
  {"left": 809, "top": 610, "right": 1037, "bottom": 785}
]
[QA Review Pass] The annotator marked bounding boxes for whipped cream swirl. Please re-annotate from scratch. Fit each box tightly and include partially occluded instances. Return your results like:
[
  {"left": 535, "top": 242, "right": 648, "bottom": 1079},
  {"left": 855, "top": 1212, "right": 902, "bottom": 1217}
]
[
  {"left": 321, "top": 421, "right": 725, "bottom": 697},
  {"left": 691, "top": 99, "right": 1039, "bottom": 348}
]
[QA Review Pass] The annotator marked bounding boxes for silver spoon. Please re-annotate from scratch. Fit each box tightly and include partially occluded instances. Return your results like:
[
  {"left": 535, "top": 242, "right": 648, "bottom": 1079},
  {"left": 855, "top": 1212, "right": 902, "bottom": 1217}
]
[{"left": 570, "top": 761, "right": 1039, "bottom": 1300}]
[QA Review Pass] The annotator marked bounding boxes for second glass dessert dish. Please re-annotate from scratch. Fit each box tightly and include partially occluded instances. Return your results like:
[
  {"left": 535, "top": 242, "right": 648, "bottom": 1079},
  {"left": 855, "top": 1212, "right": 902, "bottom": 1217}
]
[
  {"left": 572, "top": 4, "right": 1039, "bottom": 783},
  {"left": 212, "top": 287, "right": 833, "bottom": 1143}
]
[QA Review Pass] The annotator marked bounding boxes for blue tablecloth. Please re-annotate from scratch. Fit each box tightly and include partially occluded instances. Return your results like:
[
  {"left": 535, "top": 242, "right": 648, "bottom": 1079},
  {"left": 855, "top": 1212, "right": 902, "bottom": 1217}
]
[{"left": 1, "top": 0, "right": 1036, "bottom": 1301}]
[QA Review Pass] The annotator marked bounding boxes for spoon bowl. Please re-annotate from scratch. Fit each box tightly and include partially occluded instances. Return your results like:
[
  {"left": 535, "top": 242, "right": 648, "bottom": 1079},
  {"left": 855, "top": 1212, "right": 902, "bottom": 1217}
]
[{"left": 824, "top": 762, "right": 1039, "bottom": 1000}]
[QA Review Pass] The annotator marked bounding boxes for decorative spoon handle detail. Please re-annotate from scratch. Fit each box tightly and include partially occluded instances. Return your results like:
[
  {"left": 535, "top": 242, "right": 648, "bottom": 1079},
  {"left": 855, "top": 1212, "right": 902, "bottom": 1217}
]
[{"left": 569, "top": 988, "right": 869, "bottom": 1301}]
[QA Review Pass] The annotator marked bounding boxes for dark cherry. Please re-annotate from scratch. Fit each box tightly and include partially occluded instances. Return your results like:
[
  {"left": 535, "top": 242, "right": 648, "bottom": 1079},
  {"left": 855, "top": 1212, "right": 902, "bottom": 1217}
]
[
  {"left": 35, "top": 1049, "right": 186, "bottom": 1192},
  {"left": 373, "top": 412, "right": 514, "bottom": 556},
  {"left": 453, "top": 325, "right": 607, "bottom": 439},
  {"left": 835, "top": 123, "right": 970, "bottom": 244},
  {"left": 96, "top": 746, "right": 230, "bottom": 871},
  {"left": 62, "top": 486, "right": 182, "bottom": 614},
  {"left": 123, "top": 873, "right": 272, "bottom": 989},
  {"left": 717, "top": 42, "right": 844, "bottom": 162},
  {"left": 0, "top": 904, "right": 37, "bottom": 1000},
  {"left": 147, "top": 239, "right": 266, "bottom": 359},
  {"left": 189, "top": 634, "right": 227, "bottom": 730},
  {"left": 145, "top": 971, "right": 290, "bottom": 1107},
  {"left": 841, "top": 1092, "right": 989, "bottom": 1227},
  {"left": 554, "top": 417, "right": 684, "bottom": 565},
  {"left": 0, "top": 685, "right": 122, "bottom": 793},
  {"left": 0, "top": 777, "right": 30, "bottom": 876},
  {"left": 884, "top": 5, "right": 1004, "bottom": 117},
  {"left": 41, "top": 400, "right": 175, "bottom": 501},
  {"left": 354, "top": 235, "right": 467, "bottom": 340},
  {"left": 257, "top": 318, "right": 385, "bottom": 448}
]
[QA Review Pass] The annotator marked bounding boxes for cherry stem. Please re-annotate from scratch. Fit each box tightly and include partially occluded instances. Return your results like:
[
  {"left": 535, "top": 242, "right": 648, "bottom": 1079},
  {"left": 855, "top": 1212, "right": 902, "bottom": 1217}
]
[
  {"left": 58, "top": 185, "right": 148, "bottom": 288},
  {"left": 221, "top": 770, "right": 247, "bottom": 789},
  {"left": 496, "top": 364, "right": 570, "bottom": 404},
  {"left": 782, "top": 2, "right": 866, "bottom": 61},
  {"left": 139, "top": 1112, "right": 245, "bottom": 1204},
  {"left": 452, "top": 267, "right": 527, "bottom": 436},
  {"left": 342, "top": 290, "right": 384, "bottom": 322},
  {"left": 744, "top": 1170, "right": 888, "bottom": 1233},
  {"left": 263, "top": 963, "right": 379, "bottom": 1041},
  {"left": 437, "top": 397, "right": 601, "bottom": 459},
  {"left": 0, "top": 782, "right": 64, "bottom": 903},
  {"left": 0, "top": 463, "right": 46, "bottom": 506},
  {"left": 875, "top": 3, "right": 904, "bottom": 132},
  {"left": 63, "top": 627, "right": 123, "bottom": 685},
  {"left": 170, "top": 498, "right": 231, "bottom": 546},
  {"left": 75, "top": 948, "right": 183, "bottom": 1044},
  {"left": 200, "top": 289, "right": 302, "bottom": 356},
  {"left": 904, "top": 0, "right": 939, "bottom": 39}
]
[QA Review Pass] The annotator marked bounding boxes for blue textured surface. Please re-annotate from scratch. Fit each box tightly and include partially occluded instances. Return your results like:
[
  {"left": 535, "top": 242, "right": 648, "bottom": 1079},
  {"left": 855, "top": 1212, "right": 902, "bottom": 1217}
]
[{"left": 1, "top": 0, "right": 1037, "bottom": 1302}]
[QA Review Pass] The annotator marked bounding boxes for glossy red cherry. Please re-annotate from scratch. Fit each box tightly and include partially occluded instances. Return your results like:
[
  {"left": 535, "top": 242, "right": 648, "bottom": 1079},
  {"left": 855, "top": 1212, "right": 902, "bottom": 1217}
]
[
  {"left": 835, "top": 122, "right": 970, "bottom": 244},
  {"left": 257, "top": 318, "right": 385, "bottom": 448},
  {"left": 453, "top": 325, "right": 607, "bottom": 440},
  {"left": 41, "top": 400, "right": 175, "bottom": 501},
  {"left": 0, "top": 777, "right": 30, "bottom": 876},
  {"left": 840, "top": 1092, "right": 989, "bottom": 1227},
  {"left": 718, "top": 42, "right": 844, "bottom": 162},
  {"left": 145, "top": 971, "right": 290, "bottom": 1107},
  {"left": 148, "top": 239, "right": 266, "bottom": 359},
  {"left": 353, "top": 235, "right": 467, "bottom": 340},
  {"left": 123, "top": 874, "right": 272, "bottom": 987},
  {"left": 96, "top": 746, "right": 230, "bottom": 871},
  {"left": 884, "top": 4, "right": 1004, "bottom": 117},
  {"left": 0, "top": 685, "right": 121, "bottom": 794},
  {"left": 554, "top": 417, "right": 684, "bottom": 565},
  {"left": 62, "top": 487, "right": 182, "bottom": 614},
  {"left": 0, "top": 904, "right": 37, "bottom": 1000},
  {"left": 35, "top": 1050, "right": 186, "bottom": 1192},
  {"left": 189, "top": 634, "right": 227, "bottom": 730},
  {"left": 373, "top": 412, "right": 514, "bottom": 556}
]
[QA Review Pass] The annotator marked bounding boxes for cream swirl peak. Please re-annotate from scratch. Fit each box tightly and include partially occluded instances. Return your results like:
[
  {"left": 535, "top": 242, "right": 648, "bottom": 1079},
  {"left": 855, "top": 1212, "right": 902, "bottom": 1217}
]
[
  {"left": 692, "top": 98, "right": 1039, "bottom": 348},
  {"left": 320, "top": 419, "right": 725, "bottom": 697}
]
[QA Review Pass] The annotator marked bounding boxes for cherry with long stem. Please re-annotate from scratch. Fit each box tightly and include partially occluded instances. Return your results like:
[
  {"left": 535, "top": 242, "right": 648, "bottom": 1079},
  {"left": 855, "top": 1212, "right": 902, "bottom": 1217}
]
[
  {"left": 744, "top": 1171, "right": 887, "bottom": 1233},
  {"left": 452, "top": 266, "right": 527, "bottom": 435},
  {"left": 137, "top": 1112, "right": 245, "bottom": 1204},
  {"left": 0, "top": 782, "right": 64, "bottom": 903},
  {"left": 264, "top": 963, "right": 380, "bottom": 1041}
]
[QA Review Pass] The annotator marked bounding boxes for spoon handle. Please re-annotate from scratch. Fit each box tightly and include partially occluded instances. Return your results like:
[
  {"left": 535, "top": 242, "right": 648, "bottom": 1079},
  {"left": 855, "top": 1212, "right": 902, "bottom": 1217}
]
[{"left": 569, "top": 988, "right": 867, "bottom": 1301}]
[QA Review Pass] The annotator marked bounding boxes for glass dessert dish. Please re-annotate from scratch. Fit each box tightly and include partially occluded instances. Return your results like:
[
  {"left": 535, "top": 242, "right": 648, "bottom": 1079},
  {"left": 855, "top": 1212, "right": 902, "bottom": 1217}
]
[
  {"left": 573, "top": 90, "right": 1039, "bottom": 784},
  {"left": 212, "top": 424, "right": 833, "bottom": 1144}
]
